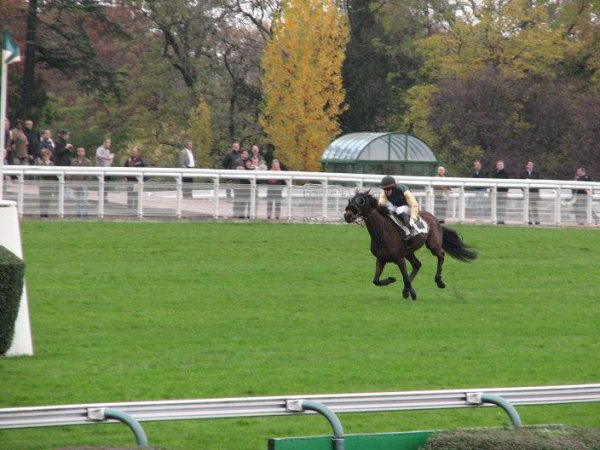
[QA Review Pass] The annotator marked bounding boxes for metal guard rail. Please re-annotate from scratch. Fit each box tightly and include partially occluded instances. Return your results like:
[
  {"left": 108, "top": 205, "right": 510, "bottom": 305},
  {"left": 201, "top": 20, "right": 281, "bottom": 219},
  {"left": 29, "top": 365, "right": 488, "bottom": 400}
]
[{"left": 1, "top": 383, "right": 599, "bottom": 429}]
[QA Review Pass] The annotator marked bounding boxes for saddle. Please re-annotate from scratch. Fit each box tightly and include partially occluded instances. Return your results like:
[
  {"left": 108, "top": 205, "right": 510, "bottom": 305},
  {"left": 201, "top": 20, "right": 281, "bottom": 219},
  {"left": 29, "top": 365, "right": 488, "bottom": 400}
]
[{"left": 390, "top": 214, "right": 429, "bottom": 240}]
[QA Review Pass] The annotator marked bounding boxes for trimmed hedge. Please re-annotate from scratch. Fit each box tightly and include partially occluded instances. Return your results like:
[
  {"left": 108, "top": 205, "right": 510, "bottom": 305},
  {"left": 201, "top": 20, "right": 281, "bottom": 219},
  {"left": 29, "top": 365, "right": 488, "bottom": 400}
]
[
  {"left": 0, "top": 245, "right": 25, "bottom": 355},
  {"left": 422, "top": 426, "right": 600, "bottom": 450}
]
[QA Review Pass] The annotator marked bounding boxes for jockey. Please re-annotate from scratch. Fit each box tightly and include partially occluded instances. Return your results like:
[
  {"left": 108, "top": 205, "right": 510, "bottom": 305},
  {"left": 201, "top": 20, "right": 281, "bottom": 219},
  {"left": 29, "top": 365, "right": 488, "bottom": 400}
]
[{"left": 378, "top": 175, "right": 420, "bottom": 240}]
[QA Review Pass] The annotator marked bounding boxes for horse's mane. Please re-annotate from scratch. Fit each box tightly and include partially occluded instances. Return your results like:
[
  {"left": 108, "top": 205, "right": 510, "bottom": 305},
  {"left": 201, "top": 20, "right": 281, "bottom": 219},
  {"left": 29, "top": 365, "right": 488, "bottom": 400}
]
[
  {"left": 377, "top": 204, "right": 391, "bottom": 217},
  {"left": 361, "top": 192, "right": 392, "bottom": 218}
]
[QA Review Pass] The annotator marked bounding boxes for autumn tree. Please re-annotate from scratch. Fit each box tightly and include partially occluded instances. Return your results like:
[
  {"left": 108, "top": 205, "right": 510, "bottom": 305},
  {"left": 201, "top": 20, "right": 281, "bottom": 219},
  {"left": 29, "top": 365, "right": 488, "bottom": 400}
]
[
  {"left": 188, "top": 98, "right": 214, "bottom": 167},
  {"left": 403, "top": 0, "right": 600, "bottom": 176},
  {"left": 260, "top": 0, "right": 349, "bottom": 171}
]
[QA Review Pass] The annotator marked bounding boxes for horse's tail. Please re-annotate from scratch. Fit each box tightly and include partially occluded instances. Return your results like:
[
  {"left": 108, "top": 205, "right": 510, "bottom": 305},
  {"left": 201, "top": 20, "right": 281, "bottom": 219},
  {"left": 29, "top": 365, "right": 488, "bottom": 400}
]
[{"left": 442, "top": 227, "right": 477, "bottom": 262}]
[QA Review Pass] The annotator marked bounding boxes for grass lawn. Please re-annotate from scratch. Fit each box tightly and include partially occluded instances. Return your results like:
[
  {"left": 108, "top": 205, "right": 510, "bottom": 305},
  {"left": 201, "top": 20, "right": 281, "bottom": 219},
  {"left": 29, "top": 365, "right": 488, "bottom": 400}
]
[{"left": 0, "top": 221, "right": 599, "bottom": 449}]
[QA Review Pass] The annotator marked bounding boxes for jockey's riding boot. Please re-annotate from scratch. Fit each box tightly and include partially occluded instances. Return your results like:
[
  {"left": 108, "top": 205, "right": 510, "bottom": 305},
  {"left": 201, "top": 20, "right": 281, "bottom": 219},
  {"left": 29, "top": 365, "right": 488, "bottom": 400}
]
[{"left": 399, "top": 213, "right": 412, "bottom": 241}]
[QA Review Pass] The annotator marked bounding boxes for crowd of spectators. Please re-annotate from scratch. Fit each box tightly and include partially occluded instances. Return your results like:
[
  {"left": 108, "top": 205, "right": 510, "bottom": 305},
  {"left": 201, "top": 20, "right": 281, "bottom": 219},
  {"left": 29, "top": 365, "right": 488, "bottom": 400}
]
[
  {"left": 2, "top": 119, "right": 287, "bottom": 219},
  {"left": 2, "top": 119, "right": 596, "bottom": 223},
  {"left": 469, "top": 159, "right": 593, "bottom": 225}
]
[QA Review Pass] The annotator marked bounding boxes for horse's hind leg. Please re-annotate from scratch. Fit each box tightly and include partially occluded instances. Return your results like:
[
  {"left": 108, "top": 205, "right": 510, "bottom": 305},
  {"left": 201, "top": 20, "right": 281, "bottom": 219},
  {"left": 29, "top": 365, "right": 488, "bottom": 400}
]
[
  {"left": 405, "top": 253, "right": 422, "bottom": 282},
  {"left": 373, "top": 258, "right": 396, "bottom": 286},
  {"left": 432, "top": 249, "right": 446, "bottom": 289}
]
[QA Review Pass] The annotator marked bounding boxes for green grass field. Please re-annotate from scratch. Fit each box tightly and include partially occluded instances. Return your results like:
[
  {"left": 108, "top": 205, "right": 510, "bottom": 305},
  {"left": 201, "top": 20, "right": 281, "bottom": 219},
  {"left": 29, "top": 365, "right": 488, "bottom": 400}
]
[{"left": 1, "top": 221, "right": 599, "bottom": 450}]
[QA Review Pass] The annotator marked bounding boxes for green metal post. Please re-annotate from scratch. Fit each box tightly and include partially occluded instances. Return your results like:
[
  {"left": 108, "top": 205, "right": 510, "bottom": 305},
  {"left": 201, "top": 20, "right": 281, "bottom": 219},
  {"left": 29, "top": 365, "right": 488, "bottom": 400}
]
[
  {"left": 287, "top": 400, "right": 345, "bottom": 450},
  {"left": 480, "top": 394, "right": 523, "bottom": 428},
  {"left": 96, "top": 408, "right": 149, "bottom": 447}
]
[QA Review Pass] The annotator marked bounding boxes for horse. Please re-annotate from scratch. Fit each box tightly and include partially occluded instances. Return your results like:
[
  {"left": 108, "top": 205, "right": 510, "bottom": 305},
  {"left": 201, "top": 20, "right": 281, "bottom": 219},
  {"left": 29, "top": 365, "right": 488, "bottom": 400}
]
[{"left": 343, "top": 190, "right": 477, "bottom": 300}]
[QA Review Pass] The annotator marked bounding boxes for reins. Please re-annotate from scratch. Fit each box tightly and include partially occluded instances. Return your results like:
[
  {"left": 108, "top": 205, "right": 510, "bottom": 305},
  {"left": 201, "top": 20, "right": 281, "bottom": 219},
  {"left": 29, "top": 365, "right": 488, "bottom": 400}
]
[{"left": 356, "top": 205, "right": 387, "bottom": 246}]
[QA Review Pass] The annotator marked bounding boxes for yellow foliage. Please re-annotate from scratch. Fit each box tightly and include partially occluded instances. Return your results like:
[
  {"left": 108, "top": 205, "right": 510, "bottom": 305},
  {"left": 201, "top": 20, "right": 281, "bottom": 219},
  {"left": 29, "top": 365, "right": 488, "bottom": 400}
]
[
  {"left": 188, "top": 99, "right": 213, "bottom": 168},
  {"left": 260, "top": 0, "right": 349, "bottom": 171},
  {"left": 402, "top": 84, "right": 439, "bottom": 149}
]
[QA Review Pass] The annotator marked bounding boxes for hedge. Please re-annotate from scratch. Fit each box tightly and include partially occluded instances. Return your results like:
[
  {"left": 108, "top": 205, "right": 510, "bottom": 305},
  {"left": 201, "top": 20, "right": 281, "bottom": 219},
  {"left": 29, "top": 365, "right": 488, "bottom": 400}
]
[
  {"left": 0, "top": 245, "right": 25, "bottom": 355},
  {"left": 422, "top": 426, "right": 600, "bottom": 450}
]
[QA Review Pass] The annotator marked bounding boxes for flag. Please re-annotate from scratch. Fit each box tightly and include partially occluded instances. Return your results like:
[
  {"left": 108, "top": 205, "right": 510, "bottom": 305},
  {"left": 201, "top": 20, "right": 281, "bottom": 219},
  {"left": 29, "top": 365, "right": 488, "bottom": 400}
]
[{"left": 2, "top": 29, "right": 21, "bottom": 65}]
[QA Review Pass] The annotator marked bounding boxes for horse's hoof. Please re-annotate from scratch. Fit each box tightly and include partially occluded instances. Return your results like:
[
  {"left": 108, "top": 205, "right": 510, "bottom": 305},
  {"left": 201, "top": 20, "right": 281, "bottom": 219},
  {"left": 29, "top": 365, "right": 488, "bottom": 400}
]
[
  {"left": 410, "top": 289, "right": 417, "bottom": 300},
  {"left": 402, "top": 290, "right": 409, "bottom": 299},
  {"left": 389, "top": 277, "right": 397, "bottom": 284},
  {"left": 435, "top": 277, "right": 446, "bottom": 289}
]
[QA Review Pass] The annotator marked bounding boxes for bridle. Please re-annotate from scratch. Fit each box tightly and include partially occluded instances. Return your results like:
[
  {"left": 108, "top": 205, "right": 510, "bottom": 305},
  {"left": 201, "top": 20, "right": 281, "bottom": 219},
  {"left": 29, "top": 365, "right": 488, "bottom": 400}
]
[
  {"left": 345, "top": 192, "right": 379, "bottom": 227},
  {"left": 345, "top": 192, "right": 391, "bottom": 246}
]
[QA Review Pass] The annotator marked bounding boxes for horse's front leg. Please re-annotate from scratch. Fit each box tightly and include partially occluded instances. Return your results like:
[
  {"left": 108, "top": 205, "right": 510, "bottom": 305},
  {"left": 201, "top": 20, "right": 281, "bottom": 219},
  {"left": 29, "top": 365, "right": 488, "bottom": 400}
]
[
  {"left": 373, "top": 258, "right": 396, "bottom": 286},
  {"left": 397, "top": 257, "right": 417, "bottom": 300},
  {"left": 405, "top": 252, "right": 422, "bottom": 282}
]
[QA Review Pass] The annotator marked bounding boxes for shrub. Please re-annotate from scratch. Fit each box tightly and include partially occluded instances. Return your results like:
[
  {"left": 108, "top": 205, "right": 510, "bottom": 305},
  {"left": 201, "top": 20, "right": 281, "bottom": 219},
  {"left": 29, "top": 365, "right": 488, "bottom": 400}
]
[
  {"left": 0, "top": 245, "right": 25, "bottom": 355},
  {"left": 422, "top": 426, "right": 600, "bottom": 450}
]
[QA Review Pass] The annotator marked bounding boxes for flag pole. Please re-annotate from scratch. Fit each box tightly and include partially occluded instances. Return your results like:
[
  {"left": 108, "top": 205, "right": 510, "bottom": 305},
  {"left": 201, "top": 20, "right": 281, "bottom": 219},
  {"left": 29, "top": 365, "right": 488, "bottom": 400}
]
[{"left": 0, "top": 57, "right": 7, "bottom": 201}]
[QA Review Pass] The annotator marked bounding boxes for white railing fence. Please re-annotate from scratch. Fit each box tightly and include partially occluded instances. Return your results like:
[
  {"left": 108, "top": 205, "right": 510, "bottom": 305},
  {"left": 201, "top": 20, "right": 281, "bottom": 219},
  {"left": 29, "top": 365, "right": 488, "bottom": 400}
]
[
  {"left": 2, "top": 166, "right": 600, "bottom": 226},
  {"left": 2, "top": 384, "right": 599, "bottom": 429}
]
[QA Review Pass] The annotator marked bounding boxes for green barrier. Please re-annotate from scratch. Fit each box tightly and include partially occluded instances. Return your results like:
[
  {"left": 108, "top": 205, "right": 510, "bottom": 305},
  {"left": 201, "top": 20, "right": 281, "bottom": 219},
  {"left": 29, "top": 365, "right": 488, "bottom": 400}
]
[{"left": 268, "top": 430, "right": 434, "bottom": 450}]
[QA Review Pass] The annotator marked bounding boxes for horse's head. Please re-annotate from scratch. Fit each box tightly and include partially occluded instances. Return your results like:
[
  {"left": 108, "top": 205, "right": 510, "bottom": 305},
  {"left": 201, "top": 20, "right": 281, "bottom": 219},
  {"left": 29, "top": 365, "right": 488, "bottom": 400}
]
[{"left": 344, "top": 189, "right": 375, "bottom": 223}]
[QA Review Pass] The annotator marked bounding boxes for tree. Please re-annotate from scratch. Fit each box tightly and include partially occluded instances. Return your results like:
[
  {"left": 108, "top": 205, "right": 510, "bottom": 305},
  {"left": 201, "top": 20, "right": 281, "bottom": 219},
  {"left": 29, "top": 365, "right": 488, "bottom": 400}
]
[
  {"left": 260, "top": 0, "right": 349, "bottom": 171},
  {"left": 188, "top": 98, "right": 214, "bottom": 167}
]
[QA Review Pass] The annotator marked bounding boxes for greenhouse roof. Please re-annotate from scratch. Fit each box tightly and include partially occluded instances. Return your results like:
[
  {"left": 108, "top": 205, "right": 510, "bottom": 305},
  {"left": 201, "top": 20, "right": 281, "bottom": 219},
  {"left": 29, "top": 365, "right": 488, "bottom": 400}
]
[{"left": 321, "top": 132, "right": 437, "bottom": 163}]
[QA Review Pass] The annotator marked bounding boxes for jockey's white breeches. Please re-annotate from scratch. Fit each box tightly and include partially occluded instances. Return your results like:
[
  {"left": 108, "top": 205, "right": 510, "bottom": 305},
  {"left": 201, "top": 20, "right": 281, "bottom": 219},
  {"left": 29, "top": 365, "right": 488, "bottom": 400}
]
[{"left": 393, "top": 205, "right": 409, "bottom": 215}]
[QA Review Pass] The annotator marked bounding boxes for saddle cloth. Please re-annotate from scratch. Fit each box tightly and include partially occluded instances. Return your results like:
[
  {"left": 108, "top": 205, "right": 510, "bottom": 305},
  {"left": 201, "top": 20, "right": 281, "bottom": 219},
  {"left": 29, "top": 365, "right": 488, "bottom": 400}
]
[{"left": 390, "top": 214, "right": 429, "bottom": 237}]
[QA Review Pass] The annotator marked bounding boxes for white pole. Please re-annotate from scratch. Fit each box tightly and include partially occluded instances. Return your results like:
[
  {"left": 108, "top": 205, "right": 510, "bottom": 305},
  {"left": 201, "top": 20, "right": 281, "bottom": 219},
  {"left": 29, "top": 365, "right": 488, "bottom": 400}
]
[
  {"left": 0, "top": 59, "right": 8, "bottom": 201},
  {"left": 0, "top": 200, "right": 34, "bottom": 356}
]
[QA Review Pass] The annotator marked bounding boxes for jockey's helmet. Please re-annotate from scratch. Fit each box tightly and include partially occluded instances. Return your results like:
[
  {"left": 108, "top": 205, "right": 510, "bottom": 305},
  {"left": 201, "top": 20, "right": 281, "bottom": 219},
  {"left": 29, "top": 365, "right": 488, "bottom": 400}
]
[{"left": 380, "top": 175, "right": 396, "bottom": 189}]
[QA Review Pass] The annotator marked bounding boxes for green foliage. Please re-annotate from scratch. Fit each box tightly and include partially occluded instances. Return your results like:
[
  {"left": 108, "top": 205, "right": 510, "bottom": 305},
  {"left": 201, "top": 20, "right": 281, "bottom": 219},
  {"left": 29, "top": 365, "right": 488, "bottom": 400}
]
[
  {"left": 423, "top": 426, "right": 600, "bottom": 450},
  {"left": 0, "top": 246, "right": 25, "bottom": 355},
  {"left": 0, "top": 222, "right": 599, "bottom": 449}
]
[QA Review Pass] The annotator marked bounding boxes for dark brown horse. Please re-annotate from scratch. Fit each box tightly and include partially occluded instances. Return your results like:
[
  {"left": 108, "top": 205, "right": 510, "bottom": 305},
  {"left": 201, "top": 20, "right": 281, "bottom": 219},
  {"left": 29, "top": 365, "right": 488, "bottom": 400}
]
[{"left": 344, "top": 190, "right": 477, "bottom": 300}]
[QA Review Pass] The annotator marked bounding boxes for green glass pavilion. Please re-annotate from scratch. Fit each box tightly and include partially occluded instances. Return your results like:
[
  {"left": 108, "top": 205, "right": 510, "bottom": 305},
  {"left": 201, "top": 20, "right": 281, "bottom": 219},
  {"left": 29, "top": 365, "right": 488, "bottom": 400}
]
[{"left": 320, "top": 132, "right": 438, "bottom": 176}]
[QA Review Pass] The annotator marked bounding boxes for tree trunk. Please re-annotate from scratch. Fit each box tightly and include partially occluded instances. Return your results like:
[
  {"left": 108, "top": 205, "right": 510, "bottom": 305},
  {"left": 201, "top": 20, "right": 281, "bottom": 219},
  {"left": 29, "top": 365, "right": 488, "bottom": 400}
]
[{"left": 21, "top": 0, "right": 38, "bottom": 118}]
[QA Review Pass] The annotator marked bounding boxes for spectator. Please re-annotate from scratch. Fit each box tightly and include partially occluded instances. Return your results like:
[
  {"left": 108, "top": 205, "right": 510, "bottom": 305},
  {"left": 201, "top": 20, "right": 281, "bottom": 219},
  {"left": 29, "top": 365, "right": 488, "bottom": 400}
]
[
  {"left": 95, "top": 138, "right": 114, "bottom": 167},
  {"left": 11, "top": 120, "right": 29, "bottom": 165},
  {"left": 239, "top": 150, "right": 249, "bottom": 167},
  {"left": 96, "top": 138, "right": 114, "bottom": 202},
  {"left": 53, "top": 129, "right": 73, "bottom": 166},
  {"left": 222, "top": 142, "right": 241, "bottom": 170},
  {"left": 23, "top": 120, "right": 40, "bottom": 162},
  {"left": 471, "top": 160, "right": 487, "bottom": 220},
  {"left": 266, "top": 159, "right": 286, "bottom": 220},
  {"left": 124, "top": 146, "right": 146, "bottom": 210},
  {"left": 178, "top": 140, "right": 195, "bottom": 199},
  {"left": 573, "top": 167, "right": 592, "bottom": 225},
  {"left": 250, "top": 156, "right": 267, "bottom": 170},
  {"left": 71, "top": 147, "right": 91, "bottom": 218},
  {"left": 233, "top": 161, "right": 251, "bottom": 219},
  {"left": 520, "top": 160, "right": 541, "bottom": 225},
  {"left": 434, "top": 165, "right": 450, "bottom": 223},
  {"left": 222, "top": 142, "right": 241, "bottom": 198},
  {"left": 493, "top": 160, "right": 510, "bottom": 224},
  {"left": 250, "top": 144, "right": 266, "bottom": 165},
  {"left": 39, "top": 129, "right": 55, "bottom": 161},
  {"left": 36, "top": 148, "right": 56, "bottom": 217},
  {"left": 2, "top": 118, "right": 10, "bottom": 195}
]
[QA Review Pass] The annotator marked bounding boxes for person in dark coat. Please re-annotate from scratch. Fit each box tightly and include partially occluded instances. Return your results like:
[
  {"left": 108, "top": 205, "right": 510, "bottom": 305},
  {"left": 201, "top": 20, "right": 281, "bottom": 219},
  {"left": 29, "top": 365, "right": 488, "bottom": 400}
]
[
  {"left": 573, "top": 167, "right": 592, "bottom": 225},
  {"left": 23, "top": 120, "right": 41, "bottom": 162},
  {"left": 520, "top": 160, "right": 541, "bottom": 225},
  {"left": 124, "top": 146, "right": 146, "bottom": 211},
  {"left": 53, "top": 130, "right": 73, "bottom": 166},
  {"left": 493, "top": 160, "right": 510, "bottom": 224}
]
